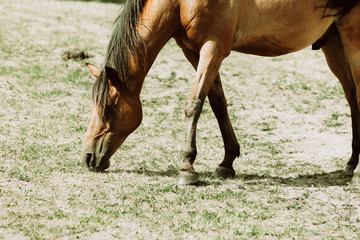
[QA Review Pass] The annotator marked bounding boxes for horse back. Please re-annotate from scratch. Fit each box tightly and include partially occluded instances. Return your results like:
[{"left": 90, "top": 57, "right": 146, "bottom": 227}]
[{"left": 177, "top": 0, "right": 341, "bottom": 56}]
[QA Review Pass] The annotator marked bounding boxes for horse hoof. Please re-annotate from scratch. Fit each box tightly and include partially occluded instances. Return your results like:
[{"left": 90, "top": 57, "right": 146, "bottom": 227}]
[
  {"left": 351, "top": 173, "right": 360, "bottom": 185},
  {"left": 344, "top": 164, "right": 356, "bottom": 176},
  {"left": 177, "top": 171, "right": 199, "bottom": 185},
  {"left": 212, "top": 166, "right": 235, "bottom": 179}
]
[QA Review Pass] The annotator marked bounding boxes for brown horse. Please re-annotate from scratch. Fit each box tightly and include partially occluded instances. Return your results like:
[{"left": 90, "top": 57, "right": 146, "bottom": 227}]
[{"left": 82, "top": 0, "right": 360, "bottom": 184}]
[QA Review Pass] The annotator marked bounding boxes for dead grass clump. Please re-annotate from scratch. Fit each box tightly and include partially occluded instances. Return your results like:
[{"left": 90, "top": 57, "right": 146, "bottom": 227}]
[{"left": 61, "top": 48, "right": 93, "bottom": 61}]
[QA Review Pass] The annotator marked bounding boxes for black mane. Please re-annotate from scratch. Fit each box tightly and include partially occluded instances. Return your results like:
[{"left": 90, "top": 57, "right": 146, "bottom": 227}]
[{"left": 92, "top": 0, "right": 145, "bottom": 119}]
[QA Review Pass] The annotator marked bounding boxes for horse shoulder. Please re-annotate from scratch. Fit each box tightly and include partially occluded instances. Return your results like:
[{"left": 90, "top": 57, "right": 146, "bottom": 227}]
[{"left": 178, "top": 0, "right": 237, "bottom": 52}]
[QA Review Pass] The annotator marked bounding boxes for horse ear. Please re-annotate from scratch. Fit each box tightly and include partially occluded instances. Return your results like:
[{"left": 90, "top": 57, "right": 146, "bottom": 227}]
[
  {"left": 87, "top": 63, "right": 101, "bottom": 78},
  {"left": 104, "top": 67, "right": 119, "bottom": 86}
]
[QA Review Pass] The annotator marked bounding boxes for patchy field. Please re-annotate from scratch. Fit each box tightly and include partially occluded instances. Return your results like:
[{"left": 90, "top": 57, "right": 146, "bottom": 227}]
[{"left": 1, "top": 0, "right": 360, "bottom": 239}]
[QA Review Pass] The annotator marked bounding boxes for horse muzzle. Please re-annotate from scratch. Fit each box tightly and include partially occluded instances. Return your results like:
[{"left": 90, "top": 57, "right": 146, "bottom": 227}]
[{"left": 83, "top": 152, "right": 110, "bottom": 172}]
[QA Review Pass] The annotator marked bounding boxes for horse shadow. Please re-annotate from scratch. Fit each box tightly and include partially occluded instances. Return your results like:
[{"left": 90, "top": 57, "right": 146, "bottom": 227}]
[
  {"left": 108, "top": 167, "right": 352, "bottom": 187},
  {"left": 109, "top": 167, "right": 178, "bottom": 178},
  {"left": 235, "top": 170, "right": 352, "bottom": 188}
]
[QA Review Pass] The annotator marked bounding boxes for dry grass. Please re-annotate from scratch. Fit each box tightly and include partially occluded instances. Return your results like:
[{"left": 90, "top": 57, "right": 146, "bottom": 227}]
[{"left": 0, "top": 0, "right": 359, "bottom": 239}]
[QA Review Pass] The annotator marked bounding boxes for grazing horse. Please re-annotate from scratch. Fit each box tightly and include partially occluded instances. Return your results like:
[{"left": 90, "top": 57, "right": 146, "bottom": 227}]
[{"left": 82, "top": 0, "right": 360, "bottom": 184}]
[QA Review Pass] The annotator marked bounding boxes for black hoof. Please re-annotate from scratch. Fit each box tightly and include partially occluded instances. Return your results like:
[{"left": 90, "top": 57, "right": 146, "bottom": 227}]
[
  {"left": 177, "top": 171, "right": 199, "bottom": 185},
  {"left": 212, "top": 166, "right": 235, "bottom": 179}
]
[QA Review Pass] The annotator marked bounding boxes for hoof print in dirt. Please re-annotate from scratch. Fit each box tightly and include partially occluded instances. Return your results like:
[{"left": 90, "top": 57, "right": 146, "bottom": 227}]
[{"left": 61, "top": 48, "right": 93, "bottom": 61}]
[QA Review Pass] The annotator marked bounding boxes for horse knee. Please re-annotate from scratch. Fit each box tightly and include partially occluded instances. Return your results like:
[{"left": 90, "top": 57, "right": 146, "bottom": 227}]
[{"left": 185, "top": 99, "right": 203, "bottom": 118}]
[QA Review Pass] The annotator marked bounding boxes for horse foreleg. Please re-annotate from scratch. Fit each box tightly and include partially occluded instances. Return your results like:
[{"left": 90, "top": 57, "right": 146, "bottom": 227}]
[
  {"left": 208, "top": 78, "right": 240, "bottom": 178},
  {"left": 177, "top": 44, "right": 240, "bottom": 181},
  {"left": 322, "top": 31, "right": 360, "bottom": 176},
  {"left": 177, "top": 41, "right": 230, "bottom": 184},
  {"left": 180, "top": 80, "right": 240, "bottom": 182}
]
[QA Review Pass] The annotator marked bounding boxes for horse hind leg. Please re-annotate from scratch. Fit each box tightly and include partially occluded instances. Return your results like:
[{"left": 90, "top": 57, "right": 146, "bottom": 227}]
[
  {"left": 322, "top": 31, "right": 360, "bottom": 178},
  {"left": 336, "top": 9, "right": 360, "bottom": 183}
]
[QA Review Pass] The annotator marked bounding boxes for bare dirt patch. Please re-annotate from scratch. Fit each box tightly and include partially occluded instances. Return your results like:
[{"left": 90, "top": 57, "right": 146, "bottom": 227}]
[{"left": 0, "top": 0, "right": 359, "bottom": 239}]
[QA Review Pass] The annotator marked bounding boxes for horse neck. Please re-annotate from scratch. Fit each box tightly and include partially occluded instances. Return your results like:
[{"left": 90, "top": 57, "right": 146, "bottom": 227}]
[{"left": 129, "top": 0, "right": 181, "bottom": 95}]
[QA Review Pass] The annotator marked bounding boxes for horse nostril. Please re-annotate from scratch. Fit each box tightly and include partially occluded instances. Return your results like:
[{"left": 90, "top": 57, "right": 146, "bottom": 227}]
[{"left": 85, "top": 153, "right": 92, "bottom": 167}]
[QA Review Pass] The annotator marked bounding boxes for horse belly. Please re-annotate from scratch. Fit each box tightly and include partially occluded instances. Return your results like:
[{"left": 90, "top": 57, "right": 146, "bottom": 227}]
[
  {"left": 232, "top": 35, "right": 295, "bottom": 56},
  {"left": 231, "top": 24, "right": 333, "bottom": 56},
  {"left": 231, "top": 0, "right": 335, "bottom": 56}
]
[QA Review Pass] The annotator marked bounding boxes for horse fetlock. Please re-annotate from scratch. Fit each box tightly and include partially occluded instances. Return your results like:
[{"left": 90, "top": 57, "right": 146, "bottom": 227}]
[
  {"left": 180, "top": 161, "right": 196, "bottom": 172},
  {"left": 347, "top": 150, "right": 359, "bottom": 166},
  {"left": 226, "top": 143, "right": 240, "bottom": 158},
  {"left": 346, "top": 152, "right": 359, "bottom": 176},
  {"left": 185, "top": 99, "right": 203, "bottom": 118}
]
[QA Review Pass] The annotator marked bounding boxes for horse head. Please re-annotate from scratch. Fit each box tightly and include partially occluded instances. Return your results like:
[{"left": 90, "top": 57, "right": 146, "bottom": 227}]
[{"left": 81, "top": 64, "right": 142, "bottom": 171}]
